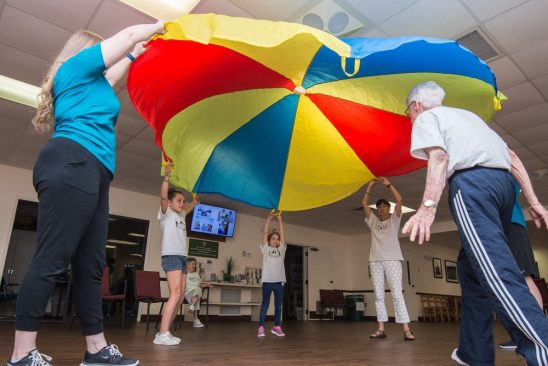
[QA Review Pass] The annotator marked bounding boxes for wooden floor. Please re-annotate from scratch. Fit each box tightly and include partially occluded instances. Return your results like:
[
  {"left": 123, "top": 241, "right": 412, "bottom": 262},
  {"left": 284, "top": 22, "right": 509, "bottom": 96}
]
[{"left": 0, "top": 320, "right": 525, "bottom": 365}]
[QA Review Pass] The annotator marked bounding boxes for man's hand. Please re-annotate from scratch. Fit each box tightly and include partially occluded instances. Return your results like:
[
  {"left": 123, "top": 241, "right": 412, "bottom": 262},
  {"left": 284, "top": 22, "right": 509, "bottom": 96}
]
[
  {"left": 402, "top": 207, "right": 436, "bottom": 244},
  {"left": 530, "top": 203, "right": 548, "bottom": 229}
]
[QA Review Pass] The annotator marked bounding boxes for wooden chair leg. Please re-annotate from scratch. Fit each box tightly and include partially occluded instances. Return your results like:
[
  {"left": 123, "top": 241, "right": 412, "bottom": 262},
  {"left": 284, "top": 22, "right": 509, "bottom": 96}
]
[
  {"left": 146, "top": 302, "right": 151, "bottom": 331},
  {"left": 121, "top": 299, "right": 126, "bottom": 328}
]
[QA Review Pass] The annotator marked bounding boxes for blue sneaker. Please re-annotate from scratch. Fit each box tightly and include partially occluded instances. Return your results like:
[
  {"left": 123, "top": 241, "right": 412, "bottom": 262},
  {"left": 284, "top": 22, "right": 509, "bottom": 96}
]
[{"left": 80, "top": 344, "right": 138, "bottom": 366}]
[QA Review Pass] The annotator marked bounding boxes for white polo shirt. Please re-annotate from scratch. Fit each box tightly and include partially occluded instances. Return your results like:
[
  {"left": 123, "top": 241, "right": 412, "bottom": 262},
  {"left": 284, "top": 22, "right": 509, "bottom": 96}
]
[
  {"left": 410, "top": 106, "right": 511, "bottom": 178},
  {"left": 158, "top": 208, "right": 188, "bottom": 256}
]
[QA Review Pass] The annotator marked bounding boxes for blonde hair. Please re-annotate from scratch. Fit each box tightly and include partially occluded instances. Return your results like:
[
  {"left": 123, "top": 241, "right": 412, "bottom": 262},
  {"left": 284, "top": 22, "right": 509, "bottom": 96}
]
[{"left": 32, "top": 30, "right": 103, "bottom": 133}]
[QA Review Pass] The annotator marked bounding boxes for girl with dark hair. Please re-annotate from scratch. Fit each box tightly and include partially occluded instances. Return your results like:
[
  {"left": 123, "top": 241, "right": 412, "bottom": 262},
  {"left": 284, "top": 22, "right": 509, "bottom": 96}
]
[{"left": 257, "top": 213, "right": 286, "bottom": 337}]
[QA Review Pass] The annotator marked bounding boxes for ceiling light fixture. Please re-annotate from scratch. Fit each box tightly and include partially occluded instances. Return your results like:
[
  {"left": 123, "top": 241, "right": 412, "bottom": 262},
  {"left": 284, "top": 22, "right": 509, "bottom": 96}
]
[
  {"left": 107, "top": 239, "right": 141, "bottom": 246},
  {"left": 119, "top": 0, "right": 201, "bottom": 19},
  {"left": 127, "top": 233, "right": 145, "bottom": 237},
  {"left": 0, "top": 75, "right": 40, "bottom": 108}
]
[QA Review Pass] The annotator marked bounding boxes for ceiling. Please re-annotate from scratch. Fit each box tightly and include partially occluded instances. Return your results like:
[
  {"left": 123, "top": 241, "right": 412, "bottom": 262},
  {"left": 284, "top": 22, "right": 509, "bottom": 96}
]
[{"left": 1, "top": 0, "right": 547, "bottom": 237}]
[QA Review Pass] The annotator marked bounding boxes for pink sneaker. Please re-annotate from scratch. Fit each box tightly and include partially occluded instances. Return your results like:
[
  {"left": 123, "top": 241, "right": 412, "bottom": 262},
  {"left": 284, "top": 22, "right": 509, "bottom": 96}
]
[
  {"left": 257, "top": 325, "right": 265, "bottom": 337},
  {"left": 271, "top": 326, "right": 285, "bottom": 336}
]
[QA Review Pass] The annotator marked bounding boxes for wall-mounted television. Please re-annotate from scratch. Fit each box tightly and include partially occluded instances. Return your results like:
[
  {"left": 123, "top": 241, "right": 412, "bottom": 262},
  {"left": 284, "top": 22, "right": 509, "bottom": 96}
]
[{"left": 190, "top": 204, "right": 237, "bottom": 238}]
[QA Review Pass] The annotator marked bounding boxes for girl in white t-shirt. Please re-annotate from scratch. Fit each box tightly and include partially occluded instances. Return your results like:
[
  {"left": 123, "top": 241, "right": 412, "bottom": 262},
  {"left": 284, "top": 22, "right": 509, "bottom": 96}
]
[
  {"left": 362, "top": 177, "right": 415, "bottom": 341},
  {"left": 257, "top": 213, "right": 287, "bottom": 337},
  {"left": 185, "top": 257, "right": 211, "bottom": 328},
  {"left": 154, "top": 163, "right": 199, "bottom": 346}
]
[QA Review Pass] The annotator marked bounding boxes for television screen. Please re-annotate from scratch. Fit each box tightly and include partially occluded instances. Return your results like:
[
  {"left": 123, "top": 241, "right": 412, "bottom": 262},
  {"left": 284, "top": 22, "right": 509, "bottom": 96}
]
[{"left": 190, "top": 204, "right": 237, "bottom": 237}]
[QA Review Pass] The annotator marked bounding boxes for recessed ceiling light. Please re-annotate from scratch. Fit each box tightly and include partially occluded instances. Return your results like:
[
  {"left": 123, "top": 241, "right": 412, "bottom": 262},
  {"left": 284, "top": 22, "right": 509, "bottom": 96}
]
[
  {"left": 119, "top": 0, "right": 201, "bottom": 19},
  {"left": 0, "top": 75, "right": 40, "bottom": 108},
  {"left": 129, "top": 253, "right": 143, "bottom": 257}
]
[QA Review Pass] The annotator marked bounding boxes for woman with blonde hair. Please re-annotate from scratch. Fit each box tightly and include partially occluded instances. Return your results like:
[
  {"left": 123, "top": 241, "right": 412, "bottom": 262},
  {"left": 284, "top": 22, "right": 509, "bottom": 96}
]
[{"left": 8, "top": 21, "right": 164, "bottom": 366}]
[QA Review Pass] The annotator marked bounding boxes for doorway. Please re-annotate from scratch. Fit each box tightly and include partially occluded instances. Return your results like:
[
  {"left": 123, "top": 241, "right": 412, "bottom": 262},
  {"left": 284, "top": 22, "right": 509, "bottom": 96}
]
[
  {"left": 283, "top": 244, "right": 304, "bottom": 320},
  {"left": 2, "top": 199, "right": 149, "bottom": 320}
]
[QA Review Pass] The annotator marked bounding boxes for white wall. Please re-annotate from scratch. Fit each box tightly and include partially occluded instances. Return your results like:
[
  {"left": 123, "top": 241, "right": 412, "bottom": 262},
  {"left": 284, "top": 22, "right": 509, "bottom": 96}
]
[{"left": 0, "top": 163, "right": 466, "bottom": 321}]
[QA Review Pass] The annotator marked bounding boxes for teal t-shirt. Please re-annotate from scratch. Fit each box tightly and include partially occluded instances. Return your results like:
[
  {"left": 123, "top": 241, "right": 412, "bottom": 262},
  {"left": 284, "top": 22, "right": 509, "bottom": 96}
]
[
  {"left": 511, "top": 181, "right": 526, "bottom": 227},
  {"left": 52, "top": 43, "right": 120, "bottom": 175}
]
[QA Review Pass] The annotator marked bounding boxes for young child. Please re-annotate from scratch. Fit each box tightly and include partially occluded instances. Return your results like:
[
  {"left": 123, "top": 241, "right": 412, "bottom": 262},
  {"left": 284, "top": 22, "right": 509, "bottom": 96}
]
[
  {"left": 185, "top": 257, "right": 211, "bottom": 328},
  {"left": 154, "top": 163, "right": 199, "bottom": 346},
  {"left": 258, "top": 212, "right": 287, "bottom": 337}
]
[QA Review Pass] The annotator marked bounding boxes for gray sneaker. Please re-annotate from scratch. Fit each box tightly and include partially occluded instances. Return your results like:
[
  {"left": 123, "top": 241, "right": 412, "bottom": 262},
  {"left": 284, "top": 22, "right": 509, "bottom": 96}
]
[
  {"left": 6, "top": 350, "right": 52, "bottom": 366},
  {"left": 80, "top": 344, "right": 138, "bottom": 365}
]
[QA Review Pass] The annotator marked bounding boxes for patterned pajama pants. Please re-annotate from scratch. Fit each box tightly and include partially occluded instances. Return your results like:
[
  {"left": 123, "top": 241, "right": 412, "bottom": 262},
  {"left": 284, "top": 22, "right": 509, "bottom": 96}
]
[{"left": 370, "top": 260, "right": 410, "bottom": 324}]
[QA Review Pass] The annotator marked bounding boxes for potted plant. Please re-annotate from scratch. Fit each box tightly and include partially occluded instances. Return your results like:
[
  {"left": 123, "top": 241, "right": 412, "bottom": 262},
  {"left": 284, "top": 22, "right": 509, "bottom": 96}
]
[{"left": 222, "top": 256, "right": 235, "bottom": 282}]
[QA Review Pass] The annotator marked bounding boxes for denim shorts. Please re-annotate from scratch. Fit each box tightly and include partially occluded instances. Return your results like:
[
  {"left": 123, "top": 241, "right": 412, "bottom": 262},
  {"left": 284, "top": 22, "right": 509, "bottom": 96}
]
[{"left": 161, "top": 255, "right": 187, "bottom": 273}]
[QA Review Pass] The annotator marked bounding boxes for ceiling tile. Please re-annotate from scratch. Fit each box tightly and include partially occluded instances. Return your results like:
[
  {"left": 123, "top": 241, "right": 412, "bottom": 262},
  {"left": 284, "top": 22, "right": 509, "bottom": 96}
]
[
  {"left": 460, "top": 0, "right": 528, "bottom": 21},
  {"left": 0, "top": 5, "right": 72, "bottom": 60},
  {"left": 120, "top": 138, "right": 161, "bottom": 159},
  {"left": 487, "top": 121, "right": 507, "bottom": 136},
  {"left": 117, "top": 149, "right": 154, "bottom": 169},
  {"left": 522, "top": 158, "right": 547, "bottom": 171},
  {"left": 136, "top": 125, "right": 155, "bottom": 142},
  {"left": 532, "top": 74, "right": 548, "bottom": 100},
  {"left": 512, "top": 123, "right": 548, "bottom": 146},
  {"left": 349, "top": 26, "right": 389, "bottom": 38},
  {"left": 529, "top": 141, "right": 548, "bottom": 157},
  {"left": 379, "top": 0, "right": 476, "bottom": 38},
  {"left": 0, "top": 44, "right": 49, "bottom": 85},
  {"left": 117, "top": 89, "right": 142, "bottom": 120},
  {"left": 500, "top": 134, "right": 522, "bottom": 150},
  {"left": 87, "top": 0, "right": 154, "bottom": 39},
  {"left": 512, "top": 40, "right": 548, "bottom": 79},
  {"left": 8, "top": 148, "right": 38, "bottom": 169},
  {"left": 496, "top": 82, "right": 544, "bottom": 115},
  {"left": 116, "top": 133, "right": 131, "bottom": 148},
  {"left": 7, "top": 0, "right": 101, "bottom": 31},
  {"left": 488, "top": 56, "right": 526, "bottom": 90},
  {"left": 484, "top": 0, "right": 548, "bottom": 53},
  {"left": 342, "top": 0, "right": 417, "bottom": 24},
  {"left": 193, "top": 0, "right": 254, "bottom": 17},
  {"left": 512, "top": 146, "right": 535, "bottom": 161},
  {"left": 116, "top": 113, "right": 147, "bottom": 137},
  {"left": 496, "top": 103, "right": 548, "bottom": 133},
  {"left": 0, "top": 99, "right": 36, "bottom": 124},
  {"left": 228, "top": 0, "right": 309, "bottom": 20}
]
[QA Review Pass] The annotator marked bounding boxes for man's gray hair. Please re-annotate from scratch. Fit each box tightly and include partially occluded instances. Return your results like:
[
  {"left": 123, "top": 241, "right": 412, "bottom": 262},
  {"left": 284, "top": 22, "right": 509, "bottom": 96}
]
[{"left": 406, "top": 81, "right": 446, "bottom": 109}]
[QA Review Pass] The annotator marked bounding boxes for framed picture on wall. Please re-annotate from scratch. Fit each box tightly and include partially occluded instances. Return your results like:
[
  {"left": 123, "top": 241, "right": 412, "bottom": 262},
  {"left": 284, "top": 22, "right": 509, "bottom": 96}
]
[
  {"left": 445, "top": 260, "right": 459, "bottom": 283},
  {"left": 432, "top": 258, "right": 443, "bottom": 278}
]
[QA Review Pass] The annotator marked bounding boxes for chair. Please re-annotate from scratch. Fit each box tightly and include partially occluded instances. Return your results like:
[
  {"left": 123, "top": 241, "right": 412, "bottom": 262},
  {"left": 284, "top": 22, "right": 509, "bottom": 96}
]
[
  {"left": 420, "top": 294, "right": 439, "bottom": 322},
  {"left": 71, "top": 267, "right": 127, "bottom": 328},
  {"left": 0, "top": 277, "right": 18, "bottom": 318},
  {"left": 101, "top": 267, "right": 127, "bottom": 327},
  {"left": 332, "top": 289, "right": 352, "bottom": 320},
  {"left": 533, "top": 277, "right": 548, "bottom": 314},
  {"left": 133, "top": 270, "right": 168, "bottom": 331},
  {"left": 319, "top": 289, "right": 342, "bottom": 320}
]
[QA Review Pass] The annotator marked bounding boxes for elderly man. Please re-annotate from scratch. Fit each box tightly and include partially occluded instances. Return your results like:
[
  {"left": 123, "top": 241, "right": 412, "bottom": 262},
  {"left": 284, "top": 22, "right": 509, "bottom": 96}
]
[{"left": 402, "top": 81, "right": 548, "bottom": 366}]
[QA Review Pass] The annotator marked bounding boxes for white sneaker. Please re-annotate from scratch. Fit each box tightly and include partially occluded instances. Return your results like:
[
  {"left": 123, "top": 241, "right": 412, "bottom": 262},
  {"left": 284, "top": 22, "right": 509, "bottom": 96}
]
[
  {"left": 193, "top": 319, "right": 204, "bottom": 328},
  {"left": 168, "top": 332, "right": 181, "bottom": 343},
  {"left": 153, "top": 332, "right": 180, "bottom": 345},
  {"left": 451, "top": 348, "right": 469, "bottom": 366},
  {"left": 188, "top": 304, "right": 195, "bottom": 312}
]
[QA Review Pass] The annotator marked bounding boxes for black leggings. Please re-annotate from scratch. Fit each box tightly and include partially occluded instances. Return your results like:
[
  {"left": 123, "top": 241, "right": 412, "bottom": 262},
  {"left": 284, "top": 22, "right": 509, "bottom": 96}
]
[{"left": 16, "top": 138, "right": 111, "bottom": 335}]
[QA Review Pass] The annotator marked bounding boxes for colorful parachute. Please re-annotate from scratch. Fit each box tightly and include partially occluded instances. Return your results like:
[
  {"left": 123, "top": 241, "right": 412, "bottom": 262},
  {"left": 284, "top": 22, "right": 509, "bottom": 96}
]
[{"left": 127, "top": 14, "right": 504, "bottom": 211}]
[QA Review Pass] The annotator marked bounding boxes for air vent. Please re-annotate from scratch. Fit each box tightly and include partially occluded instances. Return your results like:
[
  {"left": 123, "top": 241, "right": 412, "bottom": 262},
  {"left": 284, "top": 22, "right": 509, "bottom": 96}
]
[{"left": 456, "top": 28, "right": 502, "bottom": 62}]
